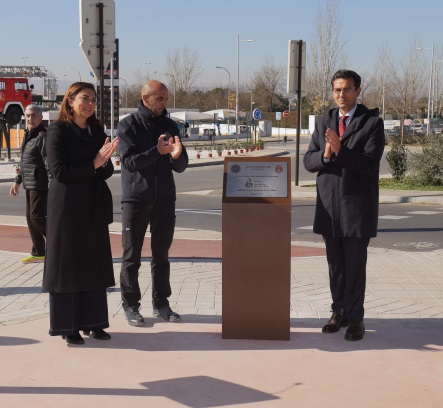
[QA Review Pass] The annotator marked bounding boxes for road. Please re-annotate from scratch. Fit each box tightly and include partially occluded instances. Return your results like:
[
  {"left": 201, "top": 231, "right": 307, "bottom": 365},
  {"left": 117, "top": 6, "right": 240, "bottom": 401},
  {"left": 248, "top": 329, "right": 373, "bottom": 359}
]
[{"left": 1, "top": 154, "right": 442, "bottom": 253}]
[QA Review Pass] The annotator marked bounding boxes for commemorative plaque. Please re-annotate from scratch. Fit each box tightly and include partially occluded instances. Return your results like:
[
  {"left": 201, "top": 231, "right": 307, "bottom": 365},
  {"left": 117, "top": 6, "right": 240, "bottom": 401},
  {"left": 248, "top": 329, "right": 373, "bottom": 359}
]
[
  {"left": 222, "top": 157, "right": 291, "bottom": 340},
  {"left": 226, "top": 161, "right": 288, "bottom": 198}
]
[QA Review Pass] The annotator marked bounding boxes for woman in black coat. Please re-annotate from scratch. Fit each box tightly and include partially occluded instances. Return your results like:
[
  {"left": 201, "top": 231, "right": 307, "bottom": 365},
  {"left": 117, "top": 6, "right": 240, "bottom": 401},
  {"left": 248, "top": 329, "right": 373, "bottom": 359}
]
[{"left": 43, "top": 82, "right": 118, "bottom": 345}]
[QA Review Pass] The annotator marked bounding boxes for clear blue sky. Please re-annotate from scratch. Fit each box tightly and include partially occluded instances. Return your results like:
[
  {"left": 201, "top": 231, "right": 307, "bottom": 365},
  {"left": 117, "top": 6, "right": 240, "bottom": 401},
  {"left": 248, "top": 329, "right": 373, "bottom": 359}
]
[{"left": 2, "top": 0, "right": 442, "bottom": 92}]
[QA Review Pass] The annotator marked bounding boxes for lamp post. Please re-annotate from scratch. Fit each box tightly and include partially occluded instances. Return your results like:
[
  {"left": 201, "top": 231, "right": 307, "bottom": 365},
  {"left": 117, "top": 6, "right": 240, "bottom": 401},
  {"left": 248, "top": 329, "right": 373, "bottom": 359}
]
[
  {"left": 164, "top": 73, "right": 176, "bottom": 109},
  {"left": 236, "top": 35, "right": 255, "bottom": 137},
  {"left": 417, "top": 43, "right": 435, "bottom": 135},
  {"left": 216, "top": 66, "right": 231, "bottom": 134},
  {"left": 22, "top": 56, "right": 28, "bottom": 66},
  {"left": 66, "top": 66, "right": 81, "bottom": 81},
  {"left": 249, "top": 91, "right": 255, "bottom": 142},
  {"left": 119, "top": 77, "right": 128, "bottom": 108},
  {"left": 434, "top": 59, "right": 443, "bottom": 120}
]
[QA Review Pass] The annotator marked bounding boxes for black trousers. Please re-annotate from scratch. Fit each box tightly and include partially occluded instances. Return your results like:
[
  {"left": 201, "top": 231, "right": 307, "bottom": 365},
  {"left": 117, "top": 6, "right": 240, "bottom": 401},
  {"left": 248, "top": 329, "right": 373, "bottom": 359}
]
[
  {"left": 26, "top": 189, "right": 47, "bottom": 256},
  {"left": 120, "top": 202, "right": 175, "bottom": 310},
  {"left": 323, "top": 236, "right": 370, "bottom": 323},
  {"left": 49, "top": 289, "right": 109, "bottom": 336}
]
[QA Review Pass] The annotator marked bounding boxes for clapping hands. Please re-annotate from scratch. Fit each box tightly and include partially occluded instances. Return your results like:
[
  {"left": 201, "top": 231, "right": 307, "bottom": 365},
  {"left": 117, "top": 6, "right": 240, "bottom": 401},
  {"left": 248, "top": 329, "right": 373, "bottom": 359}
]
[{"left": 94, "top": 137, "right": 119, "bottom": 169}]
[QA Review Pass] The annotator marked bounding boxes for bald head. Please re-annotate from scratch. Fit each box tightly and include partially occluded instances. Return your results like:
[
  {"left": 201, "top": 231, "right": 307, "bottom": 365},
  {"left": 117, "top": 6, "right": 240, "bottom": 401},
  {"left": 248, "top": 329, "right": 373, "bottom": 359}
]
[
  {"left": 141, "top": 80, "right": 167, "bottom": 98},
  {"left": 141, "top": 80, "right": 169, "bottom": 116}
]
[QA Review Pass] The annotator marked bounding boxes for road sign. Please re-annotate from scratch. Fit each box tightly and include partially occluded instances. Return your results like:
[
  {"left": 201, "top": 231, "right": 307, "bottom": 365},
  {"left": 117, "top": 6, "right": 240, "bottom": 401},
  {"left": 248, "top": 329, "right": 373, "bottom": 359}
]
[
  {"left": 79, "top": 0, "right": 116, "bottom": 80},
  {"left": 253, "top": 108, "right": 261, "bottom": 121},
  {"left": 287, "top": 40, "right": 306, "bottom": 94},
  {"left": 283, "top": 110, "right": 290, "bottom": 117},
  {"left": 276, "top": 112, "right": 282, "bottom": 121}
]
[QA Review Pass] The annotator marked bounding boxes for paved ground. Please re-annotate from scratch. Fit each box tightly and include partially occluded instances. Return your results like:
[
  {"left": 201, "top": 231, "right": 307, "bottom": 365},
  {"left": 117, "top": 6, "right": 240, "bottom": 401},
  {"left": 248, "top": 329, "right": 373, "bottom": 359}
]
[{"left": 0, "top": 146, "right": 442, "bottom": 407}]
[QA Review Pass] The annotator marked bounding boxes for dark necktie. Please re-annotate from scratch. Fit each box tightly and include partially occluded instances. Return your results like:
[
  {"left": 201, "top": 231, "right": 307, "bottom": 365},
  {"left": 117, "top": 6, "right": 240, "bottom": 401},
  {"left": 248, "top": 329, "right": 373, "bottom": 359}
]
[{"left": 339, "top": 116, "right": 348, "bottom": 138}]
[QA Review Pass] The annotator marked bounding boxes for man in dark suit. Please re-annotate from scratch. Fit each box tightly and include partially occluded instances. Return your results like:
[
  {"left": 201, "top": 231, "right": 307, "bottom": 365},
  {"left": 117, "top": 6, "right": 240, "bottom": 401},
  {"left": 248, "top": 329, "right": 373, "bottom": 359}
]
[{"left": 303, "top": 70, "right": 385, "bottom": 341}]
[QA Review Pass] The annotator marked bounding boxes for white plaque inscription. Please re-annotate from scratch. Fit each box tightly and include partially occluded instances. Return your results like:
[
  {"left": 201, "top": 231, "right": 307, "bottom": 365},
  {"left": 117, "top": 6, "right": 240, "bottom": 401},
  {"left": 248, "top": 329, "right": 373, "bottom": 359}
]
[{"left": 226, "top": 162, "right": 288, "bottom": 198}]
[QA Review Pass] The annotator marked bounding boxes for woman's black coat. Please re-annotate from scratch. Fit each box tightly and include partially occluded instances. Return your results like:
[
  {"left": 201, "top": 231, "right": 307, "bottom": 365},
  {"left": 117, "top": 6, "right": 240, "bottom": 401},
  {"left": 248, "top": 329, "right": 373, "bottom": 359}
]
[{"left": 43, "top": 121, "right": 115, "bottom": 293}]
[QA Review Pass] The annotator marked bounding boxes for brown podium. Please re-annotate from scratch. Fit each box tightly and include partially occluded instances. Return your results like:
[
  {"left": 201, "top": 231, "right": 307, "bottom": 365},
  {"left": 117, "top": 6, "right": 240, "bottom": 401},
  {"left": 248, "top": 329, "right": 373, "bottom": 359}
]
[{"left": 222, "top": 157, "right": 291, "bottom": 340}]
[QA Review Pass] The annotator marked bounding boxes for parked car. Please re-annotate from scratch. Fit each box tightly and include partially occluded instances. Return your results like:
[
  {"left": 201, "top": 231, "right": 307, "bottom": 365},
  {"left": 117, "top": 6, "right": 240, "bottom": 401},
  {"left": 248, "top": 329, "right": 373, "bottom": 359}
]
[
  {"left": 432, "top": 126, "right": 442, "bottom": 135},
  {"left": 410, "top": 123, "right": 426, "bottom": 134},
  {"left": 385, "top": 125, "right": 417, "bottom": 144}
]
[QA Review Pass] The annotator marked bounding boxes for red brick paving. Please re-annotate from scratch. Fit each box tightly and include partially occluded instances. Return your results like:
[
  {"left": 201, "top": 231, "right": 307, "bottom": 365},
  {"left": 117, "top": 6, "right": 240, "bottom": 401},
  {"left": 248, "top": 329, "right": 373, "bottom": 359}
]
[{"left": 0, "top": 224, "right": 325, "bottom": 259}]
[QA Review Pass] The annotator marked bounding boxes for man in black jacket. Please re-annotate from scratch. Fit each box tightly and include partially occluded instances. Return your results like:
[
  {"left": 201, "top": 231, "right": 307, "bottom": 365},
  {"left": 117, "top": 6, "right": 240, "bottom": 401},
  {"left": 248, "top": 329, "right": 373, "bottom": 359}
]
[
  {"left": 118, "top": 80, "right": 188, "bottom": 326},
  {"left": 304, "top": 70, "right": 385, "bottom": 341},
  {"left": 10, "top": 104, "right": 50, "bottom": 263}
]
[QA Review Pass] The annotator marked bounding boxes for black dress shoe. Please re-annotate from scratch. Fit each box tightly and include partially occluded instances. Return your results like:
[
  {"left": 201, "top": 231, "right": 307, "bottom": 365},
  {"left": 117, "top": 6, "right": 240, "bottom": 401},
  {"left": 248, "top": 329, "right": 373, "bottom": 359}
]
[
  {"left": 62, "top": 332, "right": 84, "bottom": 345},
  {"left": 84, "top": 329, "right": 111, "bottom": 340},
  {"left": 344, "top": 322, "right": 365, "bottom": 341},
  {"left": 322, "top": 312, "right": 349, "bottom": 333}
]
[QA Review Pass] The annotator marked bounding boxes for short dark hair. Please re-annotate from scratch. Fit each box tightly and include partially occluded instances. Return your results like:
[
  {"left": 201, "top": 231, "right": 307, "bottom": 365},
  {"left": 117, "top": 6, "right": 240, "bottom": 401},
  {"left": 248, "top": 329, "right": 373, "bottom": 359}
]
[{"left": 331, "top": 70, "right": 361, "bottom": 89}]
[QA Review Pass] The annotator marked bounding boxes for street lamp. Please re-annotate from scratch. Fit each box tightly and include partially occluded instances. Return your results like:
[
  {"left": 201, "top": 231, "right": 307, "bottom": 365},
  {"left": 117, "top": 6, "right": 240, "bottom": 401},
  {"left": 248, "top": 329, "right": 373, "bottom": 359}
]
[
  {"left": 66, "top": 66, "right": 81, "bottom": 81},
  {"left": 249, "top": 91, "right": 255, "bottom": 142},
  {"left": 236, "top": 35, "right": 255, "bottom": 137},
  {"left": 119, "top": 77, "right": 128, "bottom": 108},
  {"left": 22, "top": 56, "right": 28, "bottom": 66},
  {"left": 216, "top": 66, "right": 231, "bottom": 134},
  {"left": 434, "top": 59, "right": 443, "bottom": 121},
  {"left": 164, "top": 73, "right": 176, "bottom": 109},
  {"left": 417, "top": 43, "right": 435, "bottom": 135}
]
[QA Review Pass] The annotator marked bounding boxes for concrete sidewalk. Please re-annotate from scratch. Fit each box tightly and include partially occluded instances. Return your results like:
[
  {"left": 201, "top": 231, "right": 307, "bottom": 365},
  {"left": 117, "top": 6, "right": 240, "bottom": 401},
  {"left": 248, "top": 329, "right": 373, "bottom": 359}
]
[
  {"left": 1, "top": 147, "right": 443, "bottom": 407},
  {"left": 0, "top": 218, "right": 442, "bottom": 407}
]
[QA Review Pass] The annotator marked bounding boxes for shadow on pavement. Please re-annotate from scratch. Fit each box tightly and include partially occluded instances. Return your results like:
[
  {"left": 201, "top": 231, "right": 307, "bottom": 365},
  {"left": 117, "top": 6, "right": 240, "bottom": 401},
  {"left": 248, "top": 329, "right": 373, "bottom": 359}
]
[{"left": 0, "top": 375, "right": 279, "bottom": 406}]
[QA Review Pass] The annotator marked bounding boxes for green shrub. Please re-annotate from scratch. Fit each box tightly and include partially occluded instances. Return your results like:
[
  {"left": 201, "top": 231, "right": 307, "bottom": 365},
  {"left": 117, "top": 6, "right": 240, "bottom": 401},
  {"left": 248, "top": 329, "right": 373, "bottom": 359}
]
[
  {"left": 408, "top": 135, "right": 443, "bottom": 186},
  {"left": 386, "top": 143, "right": 408, "bottom": 180}
]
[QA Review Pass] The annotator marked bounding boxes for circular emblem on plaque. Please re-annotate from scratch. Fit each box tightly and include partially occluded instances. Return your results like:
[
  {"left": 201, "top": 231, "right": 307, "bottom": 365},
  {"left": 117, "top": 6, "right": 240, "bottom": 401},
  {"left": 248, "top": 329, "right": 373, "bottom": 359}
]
[
  {"left": 231, "top": 164, "right": 241, "bottom": 173},
  {"left": 275, "top": 165, "right": 283, "bottom": 174}
]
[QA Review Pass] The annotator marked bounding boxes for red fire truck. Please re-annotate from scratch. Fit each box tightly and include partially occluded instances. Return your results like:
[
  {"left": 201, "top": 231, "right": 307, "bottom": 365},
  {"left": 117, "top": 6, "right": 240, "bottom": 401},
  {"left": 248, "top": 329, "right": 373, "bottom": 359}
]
[{"left": 0, "top": 77, "right": 33, "bottom": 125}]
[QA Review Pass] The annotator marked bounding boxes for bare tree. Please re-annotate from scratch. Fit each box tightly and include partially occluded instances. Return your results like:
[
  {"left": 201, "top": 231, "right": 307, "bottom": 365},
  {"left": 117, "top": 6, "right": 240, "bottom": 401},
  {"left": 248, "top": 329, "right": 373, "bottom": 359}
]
[
  {"left": 164, "top": 47, "right": 202, "bottom": 94},
  {"left": 433, "top": 44, "right": 442, "bottom": 117},
  {"left": 250, "top": 57, "right": 286, "bottom": 112},
  {"left": 388, "top": 37, "right": 427, "bottom": 143},
  {"left": 363, "top": 46, "right": 392, "bottom": 114},
  {"left": 305, "top": 0, "right": 348, "bottom": 114},
  {"left": 121, "top": 68, "right": 151, "bottom": 108}
]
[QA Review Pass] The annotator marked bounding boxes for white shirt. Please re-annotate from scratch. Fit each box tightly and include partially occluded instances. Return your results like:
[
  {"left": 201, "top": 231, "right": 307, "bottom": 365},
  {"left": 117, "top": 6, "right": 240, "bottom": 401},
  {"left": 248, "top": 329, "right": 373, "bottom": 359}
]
[{"left": 340, "top": 104, "right": 357, "bottom": 128}]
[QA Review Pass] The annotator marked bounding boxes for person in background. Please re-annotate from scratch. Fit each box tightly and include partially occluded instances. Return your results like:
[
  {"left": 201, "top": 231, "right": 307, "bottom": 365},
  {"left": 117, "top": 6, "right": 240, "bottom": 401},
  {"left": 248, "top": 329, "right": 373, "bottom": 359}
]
[
  {"left": 43, "top": 82, "right": 118, "bottom": 345},
  {"left": 118, "top": 80, "right": 188, "bottom": 327},
  {"left": 303, "top": 69, "right": 385, "bottom": 341},
  {"left": 10, "top": 104, "right": 50, "bottom": 263}
]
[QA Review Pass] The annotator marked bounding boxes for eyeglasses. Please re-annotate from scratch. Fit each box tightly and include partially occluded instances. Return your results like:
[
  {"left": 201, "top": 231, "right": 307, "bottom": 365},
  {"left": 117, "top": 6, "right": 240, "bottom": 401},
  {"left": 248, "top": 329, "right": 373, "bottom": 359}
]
[{"left": 332, "top": 87, "right": 355, "bottom": 95}]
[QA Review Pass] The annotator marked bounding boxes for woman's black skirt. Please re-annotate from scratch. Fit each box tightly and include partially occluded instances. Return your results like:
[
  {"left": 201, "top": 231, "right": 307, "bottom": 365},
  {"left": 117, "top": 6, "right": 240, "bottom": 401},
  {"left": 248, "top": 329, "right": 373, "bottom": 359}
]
[{"left": 49, "top": 289, "right": 109, "bottom": 336}]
